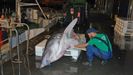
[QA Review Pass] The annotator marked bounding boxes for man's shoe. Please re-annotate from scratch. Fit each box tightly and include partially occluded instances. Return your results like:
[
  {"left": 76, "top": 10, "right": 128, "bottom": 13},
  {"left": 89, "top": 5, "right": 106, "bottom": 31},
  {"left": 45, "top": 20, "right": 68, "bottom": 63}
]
[
  {"left": 82, "top": 62, "right": 92, "bottom": 66},
  {"left": 101, "top": 60, "right": 107, "bottom": 65}
]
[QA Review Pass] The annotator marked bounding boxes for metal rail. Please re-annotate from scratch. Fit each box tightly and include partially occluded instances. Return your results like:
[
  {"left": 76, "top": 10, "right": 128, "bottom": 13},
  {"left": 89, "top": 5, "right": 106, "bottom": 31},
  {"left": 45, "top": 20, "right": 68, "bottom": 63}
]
[
  {"left": 0, "top": 20, "right": 31, "bottom": 75},
  {"left": 10, "top": 23, "right": 31, "bottom": 75}
]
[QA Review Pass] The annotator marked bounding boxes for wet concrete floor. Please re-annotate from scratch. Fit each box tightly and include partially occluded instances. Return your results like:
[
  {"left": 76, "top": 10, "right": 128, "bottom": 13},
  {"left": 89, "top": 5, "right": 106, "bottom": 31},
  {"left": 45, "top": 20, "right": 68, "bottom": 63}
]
[{"left": 1, "top": 13, "right": 133, "bottom": 75}]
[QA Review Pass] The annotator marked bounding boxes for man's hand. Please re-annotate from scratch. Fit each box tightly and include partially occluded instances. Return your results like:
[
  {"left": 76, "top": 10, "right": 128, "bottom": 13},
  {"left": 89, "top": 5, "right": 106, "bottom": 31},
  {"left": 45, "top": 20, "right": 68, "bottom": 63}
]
[
  {"left": 74, "top": 43, "right": 88, "bottom": 48},
  {"left": 73, "top": 44, "right": 87, "bottom": 51}
]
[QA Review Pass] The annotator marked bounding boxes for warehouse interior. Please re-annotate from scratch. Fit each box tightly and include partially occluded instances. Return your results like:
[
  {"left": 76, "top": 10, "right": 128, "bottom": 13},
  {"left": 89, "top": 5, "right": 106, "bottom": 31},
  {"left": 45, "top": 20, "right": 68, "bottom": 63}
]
[{"left": 0, "top": 0, "right": 133, "bottom": 75}]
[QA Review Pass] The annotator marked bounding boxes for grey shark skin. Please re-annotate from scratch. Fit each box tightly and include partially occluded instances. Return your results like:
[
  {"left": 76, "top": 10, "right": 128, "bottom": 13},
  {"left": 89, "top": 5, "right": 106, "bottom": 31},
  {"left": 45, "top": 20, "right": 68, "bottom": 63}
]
[{"left": 40, "top": 18, "right": 79, "bottom": 68}]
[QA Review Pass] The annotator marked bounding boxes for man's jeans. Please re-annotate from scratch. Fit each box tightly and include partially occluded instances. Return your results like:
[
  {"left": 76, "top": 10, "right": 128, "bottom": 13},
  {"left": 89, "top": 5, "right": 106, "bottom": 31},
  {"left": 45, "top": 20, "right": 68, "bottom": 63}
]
[{"left": 86, "top": 45, "right": 112, "bottom": 63}]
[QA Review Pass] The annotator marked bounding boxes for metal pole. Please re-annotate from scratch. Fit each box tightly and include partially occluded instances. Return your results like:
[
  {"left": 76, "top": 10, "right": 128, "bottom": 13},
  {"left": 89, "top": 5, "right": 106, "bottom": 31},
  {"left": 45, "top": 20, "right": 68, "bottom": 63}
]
[
  {"left": 22, "top": 23, "right": 30, "bottom": 55},
  {"left": 9, "top": 29, "right": 15, "bottom": 75},
  {"left": 22, "top": 23, "right": 31, "bottom": 75},
  {"left": 35, "top": 0, "right": 48, "bottom": 19},
  {"left": 16, "top": 0, "right": 21, "bottom": 22},
  {"left": 14, "top": 28, "right": 21, "bottom": 75}
]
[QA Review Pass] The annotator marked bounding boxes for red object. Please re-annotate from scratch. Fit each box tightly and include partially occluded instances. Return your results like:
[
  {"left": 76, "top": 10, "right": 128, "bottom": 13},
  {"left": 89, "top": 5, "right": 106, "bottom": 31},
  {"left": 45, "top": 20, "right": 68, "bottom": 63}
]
[
  {"left": 70, "top": 8, "right": 74, "bottom": 15},
  {"left": 77, "top": 12, "right": 80, "bottom": 17}
]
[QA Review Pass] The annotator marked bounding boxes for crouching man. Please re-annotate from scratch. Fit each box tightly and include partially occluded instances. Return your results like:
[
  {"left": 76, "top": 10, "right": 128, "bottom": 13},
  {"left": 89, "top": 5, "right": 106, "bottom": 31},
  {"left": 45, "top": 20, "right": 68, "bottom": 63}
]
[{"left": 74, "top": 28, "right": 112, "bottom": 66}]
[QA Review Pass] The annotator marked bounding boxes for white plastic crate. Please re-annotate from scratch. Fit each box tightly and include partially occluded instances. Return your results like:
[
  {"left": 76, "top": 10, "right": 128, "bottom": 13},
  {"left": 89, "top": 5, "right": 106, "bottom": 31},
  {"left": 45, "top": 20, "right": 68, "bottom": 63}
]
[
  {"left": 114, "top": 31, "right": 133, "bottom": 50},
  {"left": 35, "top": 39, "right": 48, "bottom": 68},
  {"left": 114, "top": 29, "right": 133, "bottom": 36},
  {"left": 35, "top": 39, "right": 81, "bottom": 60},
  {"left": 114, "top": 17, "right": 133, "bottom": 36},
  {"left": 64, "top": 48, "right": 81, "bottom": 60},
  {"left": 35, "top": 39, "right": 48, "bottom": 56}
]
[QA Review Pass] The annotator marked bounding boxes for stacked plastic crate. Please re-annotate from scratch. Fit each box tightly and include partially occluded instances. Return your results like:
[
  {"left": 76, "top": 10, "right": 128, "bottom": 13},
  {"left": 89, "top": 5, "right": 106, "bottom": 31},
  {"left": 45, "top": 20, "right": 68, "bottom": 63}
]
[
  {"left": 114, "top": 31, "right": 133, "bottom": 50},
  {"left": 114, "top": 17, "right": 133, "bottom": 50},
  {"left": 114, "top": 17, "right": 133, "bottom": 36}
]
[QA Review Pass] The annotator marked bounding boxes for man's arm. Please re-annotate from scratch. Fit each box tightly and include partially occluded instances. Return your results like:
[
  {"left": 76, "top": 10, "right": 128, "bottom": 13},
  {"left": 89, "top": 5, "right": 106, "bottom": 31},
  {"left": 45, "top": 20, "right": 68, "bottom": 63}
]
[{"left": 74, "top": 43, "right": 88, "bottom": 48}]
